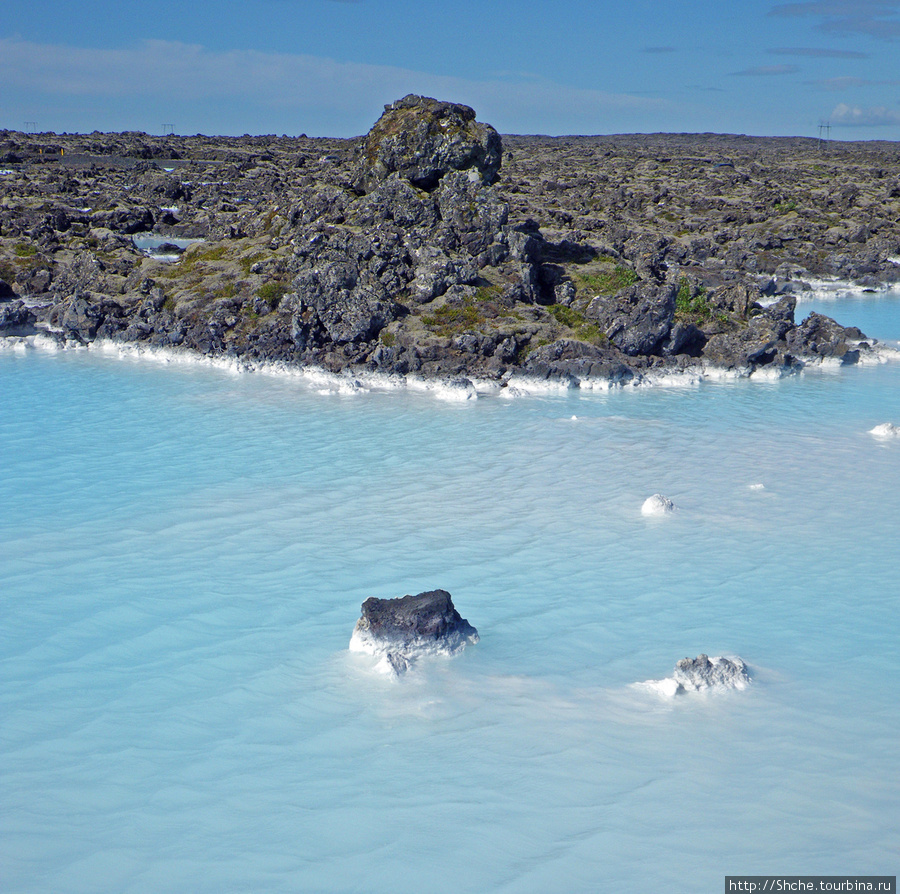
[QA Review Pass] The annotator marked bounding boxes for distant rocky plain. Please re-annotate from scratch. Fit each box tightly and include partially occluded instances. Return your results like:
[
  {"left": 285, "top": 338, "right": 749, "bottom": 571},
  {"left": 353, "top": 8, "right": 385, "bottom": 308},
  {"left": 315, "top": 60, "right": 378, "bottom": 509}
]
[{"left": 3, "top": 94, "right": 900, "bottom": 387}]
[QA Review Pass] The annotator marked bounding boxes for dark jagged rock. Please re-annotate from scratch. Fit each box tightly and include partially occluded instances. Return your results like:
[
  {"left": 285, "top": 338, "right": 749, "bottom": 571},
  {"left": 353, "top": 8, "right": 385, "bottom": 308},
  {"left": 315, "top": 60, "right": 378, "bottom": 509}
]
[
  {"left": 0, "top": 279, "right": 16, "bottom": 301},
  {"left": 90, "top": 207, "right": 155, "bottom": 235},
  {"left": 522, "top": 338, "right": 636, "bottom": 384},
  {"left": 357, "top": 94, "right": 502, "bottom": 193},
  {"left": 349, "top": 589, "right": 479, "bottom": 675},
  {"left": 786, "top": 311, "right": 865, "bottom": 363},
  {"left": 703, "top": 296, "right": 799, "bottom": 370},
  {"left": 0, "top": 300, "right": 37, "bottom": 336},
  {"left": 588, "top": 282, "right": 676, "bottom": 356},
  {"left": 288, "top": 225, "right": 408, "bottom": 349}
]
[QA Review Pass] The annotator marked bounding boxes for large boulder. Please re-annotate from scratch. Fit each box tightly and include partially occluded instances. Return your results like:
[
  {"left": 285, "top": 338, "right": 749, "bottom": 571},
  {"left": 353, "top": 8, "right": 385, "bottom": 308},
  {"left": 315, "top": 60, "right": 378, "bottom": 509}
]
[
  {"left": 349, "top": 589, "right": 479, "bottom": 675},
  {"left": 357, "top": 94, "right": 502, "bottom": 193}
]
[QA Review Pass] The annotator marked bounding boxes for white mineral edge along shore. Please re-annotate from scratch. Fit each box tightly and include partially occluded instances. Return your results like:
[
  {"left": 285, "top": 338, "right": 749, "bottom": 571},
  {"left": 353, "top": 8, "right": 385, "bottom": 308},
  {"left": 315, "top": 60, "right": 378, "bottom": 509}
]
[{"left": 3, "top": 331, "right": 899, "bottom": 397}]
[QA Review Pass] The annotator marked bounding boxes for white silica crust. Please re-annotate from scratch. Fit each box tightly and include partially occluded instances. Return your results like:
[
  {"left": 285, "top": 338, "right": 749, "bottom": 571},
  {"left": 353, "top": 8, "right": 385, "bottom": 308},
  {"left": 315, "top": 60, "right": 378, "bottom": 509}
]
[
  {"left": 641, "top": 494, "right": 675, "bottom": 516},
  {"left": 637, "top": 677, "right": 683, "bottom": 698},
  {"left": 349, "top": 624, "right": 479, "bottom": 677}
]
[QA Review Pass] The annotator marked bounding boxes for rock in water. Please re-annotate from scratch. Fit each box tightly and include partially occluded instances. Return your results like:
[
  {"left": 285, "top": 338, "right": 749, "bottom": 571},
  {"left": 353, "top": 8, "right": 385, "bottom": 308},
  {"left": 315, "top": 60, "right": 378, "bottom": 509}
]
[
  {"left": 641, "top": 494, "right": 676, "bottom": 516},
  {"left": 672, "top": 654, "right": 750, "bottom": 692},
  {"left": 870, "top": 422, "right": 900, "bottom": 439},
  {"left": 357, "top": 94, "right": 502, "bottom": 193},
  {"left": 350, "top": 589, "right": 479, "bottom": 675}
]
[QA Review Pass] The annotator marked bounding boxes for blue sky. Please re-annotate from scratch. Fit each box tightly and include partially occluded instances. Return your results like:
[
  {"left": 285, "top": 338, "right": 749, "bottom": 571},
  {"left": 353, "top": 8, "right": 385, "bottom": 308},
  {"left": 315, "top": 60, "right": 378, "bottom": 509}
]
[{"left": 3, "top": 0, "right": 900, "bottom": 139}]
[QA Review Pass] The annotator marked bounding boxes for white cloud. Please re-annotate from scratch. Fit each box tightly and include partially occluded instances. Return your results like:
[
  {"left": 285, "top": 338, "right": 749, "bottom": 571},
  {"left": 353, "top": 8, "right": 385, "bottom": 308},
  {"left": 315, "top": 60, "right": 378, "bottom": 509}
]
[
  {"left": 0, "top": 37, "right": 665, "bottom": 135},
  {"left": 731, "top": 64, "right": 801, "bottom": 75},
  {"left": 770, "top": 1, "right": 900, "bottom": 39},
  {"left": 830, "top": 101, "right": 900, "bottom": 124},
  {"left": 810, "top": 75, "right": 900, "bottom": 88},
  {"left": 768, "top": 45, "right": 869, "bottom": 57}
]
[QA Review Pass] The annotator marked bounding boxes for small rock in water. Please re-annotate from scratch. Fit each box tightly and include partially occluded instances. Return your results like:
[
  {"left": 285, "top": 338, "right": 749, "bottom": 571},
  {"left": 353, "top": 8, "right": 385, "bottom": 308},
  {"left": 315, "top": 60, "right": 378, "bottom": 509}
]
[
  {"left": 350, "top": 589, "right": 479, "bottom": 676},
  {"left": 640, "top": 653, "right": 750, "bottom": 697},
  {"left": 641, "top": 494, "right": 676, "bottom": 516},
  {"left": 672, "top": 654, "right": 750, "bottom": 692},
  {"left": 154, "top": 242, "right": 184, "bottom": 255},
  {"left": 869, "top": 422, "right": 900, "bottom": 439}
]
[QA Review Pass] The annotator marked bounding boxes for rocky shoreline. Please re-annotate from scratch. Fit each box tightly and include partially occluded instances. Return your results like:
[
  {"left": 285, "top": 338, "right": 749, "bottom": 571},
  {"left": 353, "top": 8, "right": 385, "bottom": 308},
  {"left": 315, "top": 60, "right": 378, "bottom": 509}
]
[{"left": 3, "top": 95, "right": 900, "bottom": 386}]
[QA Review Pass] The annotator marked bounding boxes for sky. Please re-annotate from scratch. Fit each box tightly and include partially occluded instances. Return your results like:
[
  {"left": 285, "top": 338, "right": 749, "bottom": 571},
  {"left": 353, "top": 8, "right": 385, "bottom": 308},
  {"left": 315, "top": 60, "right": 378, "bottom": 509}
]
[{"left": 2, "top": 0, "right": 900, "bottom": 140}]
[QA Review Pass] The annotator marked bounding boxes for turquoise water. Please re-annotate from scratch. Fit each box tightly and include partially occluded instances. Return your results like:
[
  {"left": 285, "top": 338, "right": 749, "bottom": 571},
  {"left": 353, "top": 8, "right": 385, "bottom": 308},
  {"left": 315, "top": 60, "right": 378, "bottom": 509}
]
[{"left": 2, "top": 292, "right": 900, "bottom": 893}]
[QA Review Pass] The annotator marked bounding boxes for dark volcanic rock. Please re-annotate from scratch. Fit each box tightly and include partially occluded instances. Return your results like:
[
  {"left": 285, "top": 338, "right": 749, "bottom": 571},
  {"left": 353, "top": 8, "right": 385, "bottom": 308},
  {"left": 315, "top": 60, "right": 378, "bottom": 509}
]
[
  {"left": 289, "top": 226, "right": 407, "bottom": 349},
  {"left": 435, "top": 171, "right": 509, "bottom": 257},
  {"left": 0, "top": 300, "right": 37, "bottom": 336},
  {"left": 57, "top": 295, "right": 107, "bottom": 342},
  {"left": 786, "top": 311, "right": 865, "bottom": 363},
  {"left": 350, "top": 589, "right": 479, "bottom": 674},
  {"left": 357, "top": 94, "right": 502, "bottom": 193},
  {"left": 703, "top": 303, "right": 795, "bottom": 369},
  {"left": 522, "top": 338, "right": 637, "bottom": 384},
  {"left": 588, "top": 283, "right": 676, "bottom": 356},
  {"left": 90, "top": 206, "right": 155, "bottom": 235}
]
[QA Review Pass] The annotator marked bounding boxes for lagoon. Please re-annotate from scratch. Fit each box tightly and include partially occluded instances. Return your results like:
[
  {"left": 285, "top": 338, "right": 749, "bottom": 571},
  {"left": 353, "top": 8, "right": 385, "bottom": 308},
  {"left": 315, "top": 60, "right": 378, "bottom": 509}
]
[{"left": 2, "top": 290, "right": 899, "bottom": 892}]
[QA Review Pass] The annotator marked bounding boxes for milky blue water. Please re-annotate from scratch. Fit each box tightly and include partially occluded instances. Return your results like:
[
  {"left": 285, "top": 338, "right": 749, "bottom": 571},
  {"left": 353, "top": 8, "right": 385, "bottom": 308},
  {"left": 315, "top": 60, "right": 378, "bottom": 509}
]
[{"left": 2, "top": 291, "right": 900, "bottom": 893}]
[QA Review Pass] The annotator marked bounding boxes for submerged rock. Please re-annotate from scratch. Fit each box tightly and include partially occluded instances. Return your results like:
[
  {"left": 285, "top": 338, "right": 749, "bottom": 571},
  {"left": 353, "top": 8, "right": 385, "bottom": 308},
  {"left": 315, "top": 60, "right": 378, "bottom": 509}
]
[
  {"left": 349, "top": 589, "right": 479, "bottom": 675},
  {"left": 641, "top": 653, "right": 750, "bottom": 696},
  {"left": 641, "top": 494, "right": 676, "bottom": 516},
  {"left": 672, "top": 654, "right": 750, "bottom": 692},
  {"left": 869, "top": 422, "right": 900, "bottom": 439}
]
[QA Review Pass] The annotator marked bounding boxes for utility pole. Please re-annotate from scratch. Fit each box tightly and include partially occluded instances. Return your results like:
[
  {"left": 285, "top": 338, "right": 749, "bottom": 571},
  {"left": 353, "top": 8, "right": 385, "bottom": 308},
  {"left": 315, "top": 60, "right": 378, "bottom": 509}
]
[
  {"left": 818, "top": 121, "right": 831, "bottom": 146},
  {"left": 24, "top": 121, "right": 37, "bottom": 133},
  {"left": 162, "top": 124, "right": 175, "bottom": 136}
]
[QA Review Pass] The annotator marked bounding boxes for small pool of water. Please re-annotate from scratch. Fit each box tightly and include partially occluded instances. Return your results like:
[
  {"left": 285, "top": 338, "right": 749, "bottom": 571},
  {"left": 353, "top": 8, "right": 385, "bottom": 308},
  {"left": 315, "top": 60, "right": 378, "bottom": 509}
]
[{"left": 131, "top": 234, "right": 204, "bottom": 263}]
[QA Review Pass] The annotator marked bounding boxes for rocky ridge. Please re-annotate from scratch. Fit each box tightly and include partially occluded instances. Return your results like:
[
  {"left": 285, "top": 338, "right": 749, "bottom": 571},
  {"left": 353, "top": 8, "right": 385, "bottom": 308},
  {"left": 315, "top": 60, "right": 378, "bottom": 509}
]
[{"left": 2, "top": 95, "right": 899, "bottom": 386}]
